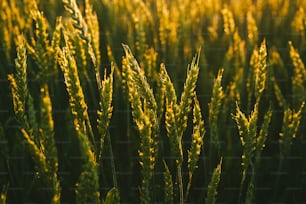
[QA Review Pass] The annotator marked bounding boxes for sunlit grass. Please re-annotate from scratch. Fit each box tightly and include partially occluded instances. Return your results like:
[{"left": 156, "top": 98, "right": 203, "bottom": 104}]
[{"left": 0, "top": 0, "right": 305, "bottom": 203}]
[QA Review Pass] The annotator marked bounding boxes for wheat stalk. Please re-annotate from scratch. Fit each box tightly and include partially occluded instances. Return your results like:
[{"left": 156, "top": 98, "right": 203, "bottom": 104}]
[
  {"left": 62, "top": 0, "right": 101, "bottom": 91},
  {"left": 62, "top": 0, "right": 90, "bottom": 43},
  {"left": 0, "top": 0, "right": 13, "bottom": 62},
  {"left": 122, "top": 44, "right": 157, "bottom": 112},
  {"left": 255, "top": 107, "right": 272, "bottom": 162},
  {"left": 97, "top": 65, "right": 118, "bottom": 190},
  {"left": 8, "top": 35, "right": 28, "bottom": 126},
  {"left": 234, "top": 98, "right": 273, "bottom": 202},
  {"left": 133, "top": 11, "right": 147, "bottom": 59},
  {"left": 97, "top": 67, "right": 114, "bottom": 158},
  {"left": 39, "top": 85, "right": 61, "bottom": 203},
  {"left": 291, "top": 7, "right": 305, "bottom": 37},
  {"left": 62, "top": 23, "right": 89, "bottom": 79},
  {"left": 104, "top": 187, "right": 120, "bottom": 204},
  {"left": 160, "top": 63, "right": 178, "bottom": 107},
  {"left": 221, "top": 6, "right": 235, "bottom": 36},
  {"left": 272, "top": 77, "right": 287, "bottom": 108},
  {"left": 205, "top": 158, "right": 222, "bottom": 204},
  {"left": 26, "top": 8, "right": 59, "bottom": 82},
  {"left": 177, "top": 50, "right": 200, "bottom": 136},
  {"left": 245, "top": 173, "right": 255, "bottom": 204},
  {"left": 58, "top": 44, "right": 100, "bottom": 203},
  {"left": 8, "top": 34, "right": 61, "bottom": 203},
  {"left": 233, "top": 102, "right": 258, "bottom": 186},
  {"left": 289, "top": 41, "right": 306, "bottom": 109},
  {"left": 160, "top": 51, "right": 200, "bottom": 204},
  {"left": 186, "top": 95, "right": 205, "bottom": 200},
  {"left": 208, "top": 68, "right": 224, "bottom": 153},
  {"left": 254, "top": 39, "right": 267, "bottom": 101},
  {"left": 160, "top": 64, "right": 182, "bottom": 164},
  {"left": 279, "top": 102, "right": 305, "bottom": 158},
  {"left": 84, "top": 0, "right": 101, "bottom": 68},
  {"left": 247, "top": 11, "right": 258, "bottom": 45},
  {"left": 20, "top": 129, "right": 48, "bottom": 179},
  {"left": 163, "top": 160, "right": 174, "bottom": 204},
  {"left": 123, "top": 45, "right": 158, "bottom": 203},
  {"left": 58, "top": 45, "right": 91, "bottom": 139}
]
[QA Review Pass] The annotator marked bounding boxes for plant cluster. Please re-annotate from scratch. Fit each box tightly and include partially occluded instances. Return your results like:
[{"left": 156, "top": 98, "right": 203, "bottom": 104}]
[{"left": 0, "top": 0, "right": 306, "bottom": 203}]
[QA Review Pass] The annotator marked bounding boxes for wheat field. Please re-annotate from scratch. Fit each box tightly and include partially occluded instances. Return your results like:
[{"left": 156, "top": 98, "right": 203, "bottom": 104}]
[{"left": 0, "top": 0, "right": 306, "bottom": 203}]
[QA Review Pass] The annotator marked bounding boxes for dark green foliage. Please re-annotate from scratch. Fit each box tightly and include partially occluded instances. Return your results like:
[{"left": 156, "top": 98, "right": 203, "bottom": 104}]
[{"left": 1, "top": 0, "right": 306, "bottom": 203}]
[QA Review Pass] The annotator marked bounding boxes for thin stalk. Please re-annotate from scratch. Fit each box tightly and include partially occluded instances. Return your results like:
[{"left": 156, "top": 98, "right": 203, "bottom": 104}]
[
  {"left": 106, "top": 129, "right": 118, "bottom": 187},
  {"left": 208, "top": 138, "right": 217, "bottom": 187},
  {"left": 177, "top": 164, "right": 184, "bottom": 204},
  {"left": 245, "top": 165, "right": 255, "bottom": 204},
  {"left": 85, "top": 114, "right": 96, "bottom": 152},
  {"left": 208, "top": 139, "right": 213, "bottom": 175},
  {"left": 238, "top": 176, "right": 243, "bottom": 204},
  {"left": 238, "top": 164, "right": 249, "bottom": 204},
  {"left": 185, "top": 173, "right": 192, "bottom": 202}
]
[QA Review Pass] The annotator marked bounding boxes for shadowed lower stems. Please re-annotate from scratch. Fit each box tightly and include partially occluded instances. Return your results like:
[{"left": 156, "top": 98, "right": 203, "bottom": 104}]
[
  {"left": 107, "top": 129, "right": 117, "bottom": 188},
  {"left": 185, "top": 173, "right": 192, "bottom": 202},
  {"left": 177, "top": 164, "right": 184, "bottom": 204}
]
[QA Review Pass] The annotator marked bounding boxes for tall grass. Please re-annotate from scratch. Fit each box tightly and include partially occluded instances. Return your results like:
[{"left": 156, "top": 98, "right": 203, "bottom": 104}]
[{"left": 1, "top": 0, "right": 306, "bottom": 203}]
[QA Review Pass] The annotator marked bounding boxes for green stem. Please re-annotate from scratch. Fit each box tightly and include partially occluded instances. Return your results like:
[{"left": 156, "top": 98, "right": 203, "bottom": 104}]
[
  {"left": 238, "top": 177, "right": 243, "bottom": 204},
  {"left": 106, "top": 129, "right": 117, "bottom": 187},
  {"left": 245, "top": 166, "right": 255, "bottom": 204},
  {"left": 85, "top": 114, "right": 96, "bottom": 152},
  {"left": 177, "top": 164, "right": 184, "bottom": 204},
  {"left": 185, "top": 173, "right": 192, "bottom": 202}
]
